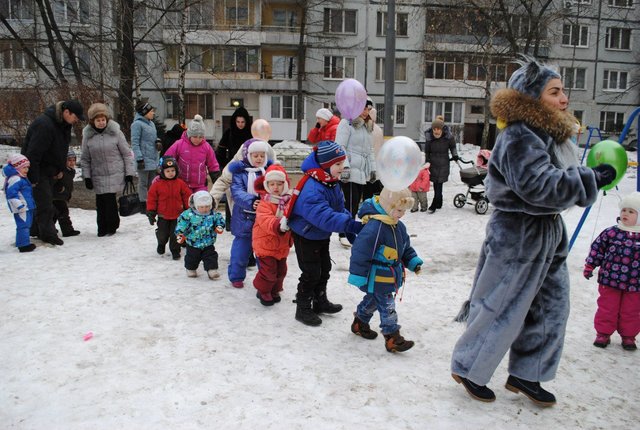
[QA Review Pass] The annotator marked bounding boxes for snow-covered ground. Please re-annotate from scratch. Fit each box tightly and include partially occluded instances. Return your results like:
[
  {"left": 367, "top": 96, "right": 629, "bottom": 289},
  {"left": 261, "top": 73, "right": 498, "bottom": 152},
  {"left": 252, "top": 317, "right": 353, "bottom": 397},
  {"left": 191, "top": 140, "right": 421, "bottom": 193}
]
[{"left": 1, "top": 144, "right": 638, "bottom": 429}]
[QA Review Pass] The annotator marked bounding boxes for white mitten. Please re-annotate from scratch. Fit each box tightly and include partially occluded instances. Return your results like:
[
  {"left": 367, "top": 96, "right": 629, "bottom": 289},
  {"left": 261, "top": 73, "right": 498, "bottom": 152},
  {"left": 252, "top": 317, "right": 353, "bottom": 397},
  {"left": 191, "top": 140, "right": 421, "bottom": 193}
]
[{"left": 279, "top": 216, "right": 290, "bottom": 232}]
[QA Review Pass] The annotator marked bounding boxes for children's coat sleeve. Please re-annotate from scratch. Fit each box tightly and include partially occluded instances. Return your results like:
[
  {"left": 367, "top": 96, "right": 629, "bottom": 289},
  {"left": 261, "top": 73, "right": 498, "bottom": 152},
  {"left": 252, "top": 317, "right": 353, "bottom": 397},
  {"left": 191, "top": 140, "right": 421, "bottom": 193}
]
[
  {"left": 180, "top": 180, "right": 192, "bottom": 209},
  {"left": 231, "top": 172, "right": 256, "bottom": 211},
  {"left": 147, "top": 182, "right": 159, "bottom": 211},
  {"left": 303, "top": 186, "right": 355, "bottom": 233},
  {"left": 585, "top": 228, "right": 610, "bottom": 268},
  {"left": 348, "top": 224, "right": 379, "bottom": 287}
]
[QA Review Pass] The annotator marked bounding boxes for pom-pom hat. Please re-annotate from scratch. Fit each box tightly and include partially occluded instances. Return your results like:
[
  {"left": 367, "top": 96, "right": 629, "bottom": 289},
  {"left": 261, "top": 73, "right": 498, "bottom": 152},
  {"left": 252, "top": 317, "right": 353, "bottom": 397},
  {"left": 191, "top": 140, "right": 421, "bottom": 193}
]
[
  {"left": 7, "top": 153, "right": 29, "bottom": 169},
  {"left": 315, "top": 140, "right": 346, "bottom": 171},
  {"left": 264, "top": 164, "right": 290, "bottom": 193},
  {"left": 136, "top": 101, "right": 154, "bottom": 116},
  {"left": 379, "top": 188, "right": 414, "bottom": 215},
  {"left": 432, "top": 115, "right": 445, "bottom": 129},
  {"left": 315, "top": 108, "right": 333, "bottom": 122},
  {"left": 508, "top": 56, "right": 561, "bottom": 100},
  {"left": 187, "top": 114, "right": 206, "bottom": 137}
]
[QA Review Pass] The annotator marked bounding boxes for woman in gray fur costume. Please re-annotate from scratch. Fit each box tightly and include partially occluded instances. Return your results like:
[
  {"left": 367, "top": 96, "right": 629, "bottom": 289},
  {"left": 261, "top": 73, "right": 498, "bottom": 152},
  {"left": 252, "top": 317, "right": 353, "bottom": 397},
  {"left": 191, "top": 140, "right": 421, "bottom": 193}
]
[{"left": 450, "top": 58, "right": 616, "bottom": 406}]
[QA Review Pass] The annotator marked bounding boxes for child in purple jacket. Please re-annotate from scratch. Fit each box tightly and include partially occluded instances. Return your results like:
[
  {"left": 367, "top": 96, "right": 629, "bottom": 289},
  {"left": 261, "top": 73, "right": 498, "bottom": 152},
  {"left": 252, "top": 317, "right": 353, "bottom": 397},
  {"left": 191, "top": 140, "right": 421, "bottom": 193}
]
[{"left": 584, "top": 192, "right": 640, "bottom": 351}]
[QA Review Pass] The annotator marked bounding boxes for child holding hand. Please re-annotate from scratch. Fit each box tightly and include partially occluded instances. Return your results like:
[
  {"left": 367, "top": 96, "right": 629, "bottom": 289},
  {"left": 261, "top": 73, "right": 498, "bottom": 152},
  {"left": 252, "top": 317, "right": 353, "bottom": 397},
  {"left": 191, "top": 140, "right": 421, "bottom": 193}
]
[
  {"left": 3, "top": 154, "right": 36, "bottom": 252},
  {"left": 409, "top": 162, "right": 430, "bottom": 212},
  {"left": 251, "top": 165, "right": 293, "bottom": 306},
  {"left": 175, "top": 191, "right": 226, "bottom": 279},
  {"left": 584, "top": 192, "right": 640, "bottom": 351},
  {"left": 348, "top": 188, "right": 423, "bottom": 352}
]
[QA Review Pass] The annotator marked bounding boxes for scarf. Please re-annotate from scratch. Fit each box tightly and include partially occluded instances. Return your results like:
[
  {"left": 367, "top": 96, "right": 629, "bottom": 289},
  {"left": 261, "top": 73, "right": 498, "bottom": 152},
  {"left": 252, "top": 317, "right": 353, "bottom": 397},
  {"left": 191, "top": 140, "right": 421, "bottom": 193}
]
[
  {"left": 361, "top": 213, "right": 397, "bottom": 226},
  {"left": 262, "top": 192, "right": 292, "bottom": 218},
  {"left": 246, "top": 166, "right": 265, "bottom": 196},
  {"left": 283, "top": 168, "right": 339, "bottom": 220}
]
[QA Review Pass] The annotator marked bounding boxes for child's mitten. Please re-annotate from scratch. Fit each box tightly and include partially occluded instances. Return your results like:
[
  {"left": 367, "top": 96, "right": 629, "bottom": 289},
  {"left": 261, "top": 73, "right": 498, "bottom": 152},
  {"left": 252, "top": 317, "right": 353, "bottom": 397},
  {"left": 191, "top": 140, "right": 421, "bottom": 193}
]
[
  {"left": 583, "top": 264, "right": 594, "bottom": 279},
  {"left": 215, "top": 226, "right": 224, "bottom": 234},
  {"left": 176, "top": 234, "right": 186, "bottom": 244}
]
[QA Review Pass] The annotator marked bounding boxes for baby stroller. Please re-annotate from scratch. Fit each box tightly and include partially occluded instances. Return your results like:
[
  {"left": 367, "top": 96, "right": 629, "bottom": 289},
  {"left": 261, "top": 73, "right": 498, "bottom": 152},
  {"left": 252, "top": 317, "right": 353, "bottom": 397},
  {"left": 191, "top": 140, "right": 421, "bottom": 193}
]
[{"left": 453, "top": 150, "right": 491, "bottom": 215}]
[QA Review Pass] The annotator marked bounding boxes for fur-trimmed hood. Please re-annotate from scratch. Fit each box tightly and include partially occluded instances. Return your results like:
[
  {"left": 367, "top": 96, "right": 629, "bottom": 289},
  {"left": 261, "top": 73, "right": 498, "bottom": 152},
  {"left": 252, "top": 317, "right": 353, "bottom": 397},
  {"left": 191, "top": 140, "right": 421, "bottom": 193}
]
[
  {"left": 82, "top": 119, "right": 122, "bottom": 140},
  {"left": 491, "top": 88, "right": 577, "bottom": 144}
]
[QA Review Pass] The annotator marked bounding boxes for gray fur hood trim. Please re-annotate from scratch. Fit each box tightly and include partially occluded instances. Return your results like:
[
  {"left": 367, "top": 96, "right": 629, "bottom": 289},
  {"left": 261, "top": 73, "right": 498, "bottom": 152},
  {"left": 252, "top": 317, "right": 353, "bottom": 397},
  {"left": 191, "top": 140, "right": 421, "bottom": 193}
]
[
  {"left": 82, "top": 119, "right": 122, "bottom": 140},
  {"left": 491, "top": 89, "right": 577, "bottom": 144}
]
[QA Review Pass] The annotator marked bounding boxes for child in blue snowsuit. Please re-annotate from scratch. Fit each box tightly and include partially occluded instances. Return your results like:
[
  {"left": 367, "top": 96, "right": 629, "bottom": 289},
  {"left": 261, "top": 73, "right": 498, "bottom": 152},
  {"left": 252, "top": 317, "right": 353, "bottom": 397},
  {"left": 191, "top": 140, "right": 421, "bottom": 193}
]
[
  {"left": 348, "top": 187, "right": 423, "bottom": 353},
  {"left": 3, "top": 154, "right": 36, "bottom": 252},
  {"left": 227, "top": 139, "right": 273, "bottom": 288},
  {"left": 175, "top": 190, "right": 226, "bottom": 280}
]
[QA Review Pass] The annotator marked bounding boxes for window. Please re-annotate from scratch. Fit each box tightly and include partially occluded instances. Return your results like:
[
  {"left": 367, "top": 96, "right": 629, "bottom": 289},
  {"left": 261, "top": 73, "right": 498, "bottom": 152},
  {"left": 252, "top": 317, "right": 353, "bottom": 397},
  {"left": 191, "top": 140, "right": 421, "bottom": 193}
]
[
  {"left": 166, "top": 45, "right": 214, "bottom": 72},
  {"left": 608, "top": 0, "right": 633, "bottom": 8},
  {"left": 135, "top": 51, "right": 147, "bottom": 72},
  {"left": 425, "top": 59, "right": 464, "bottom": 80},
  {"left": 605, "top": 27, "right": 631, "bottom": 50},
  {"left": 323, "top": 9, "right": 357, "bottom": 34},
  {"left": 323, "top": 56, "right": 355, "bottom": 79},
  {"left": 561, "top": 67, "right": 586, "bottom": 89},
  {"left": 214, "top": 46, "right": 259, "bottom": 73},
  {"left": 1, "top": 0, "right": 34, "bottom": 20},
  {"left": 0, "top": 41, "right": 35, "bottom": 70},
  {"left": 372, "top": 103, "right": 406, "bottom": 126},
  {"left": 509, "top": 16, "right": 531, "bottom": 39},
  {"left": 470, "top": 105, "right": 484, "bottom": 115},
  {"left": 188, "top": 1, "right": 214, "bottom": 27},
  {"left": 424, "top": 101, "right": 463, "bottom": 124},
  {"left": 599, "top": 111, "right": 624, "bottom": 133},
  {"left": 562, "top": 24, "right": 589, "bottom": 47},
  {"left": 53, "top": 1, "right": 89, "bottom": 24},
  {"left": 375, "top": 58, "right": 407, "bottom": 82},
  {"left": 133, "top": 3, "right": 147, "bottom": 27},
  {"left": 224, "top": 0, "right": 250, "bottom": 26},
  {"left": 376, "top": 12, "right": 409, "bottom": 37},
  {"left": 271, "top": 56, "right": 296, "bottom": 79},
  {"left": 603, "top": 70, "right": 628, "bottom": 91},
  {"left": 573, "top": 110, "right": 584, "bottom": 124},
  {"left": 270, "top": 95, "right": 301, "bottom": 120},
  {"left": 166, "top": 93, "right": 214, "bottom": 120},
  {"left": 272, "top": 9, "right": 298, "bottom": 31},
  {"left": 61, "top": 47, "right": 90, "bottom": 74}
]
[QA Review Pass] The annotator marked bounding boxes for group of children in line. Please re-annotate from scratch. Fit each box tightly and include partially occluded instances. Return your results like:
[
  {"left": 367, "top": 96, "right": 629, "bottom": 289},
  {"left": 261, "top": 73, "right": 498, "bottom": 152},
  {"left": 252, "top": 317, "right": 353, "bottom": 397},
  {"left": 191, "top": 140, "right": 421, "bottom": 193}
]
[{"left": 3, "top": 134, "right": 639, "bottom": 356}]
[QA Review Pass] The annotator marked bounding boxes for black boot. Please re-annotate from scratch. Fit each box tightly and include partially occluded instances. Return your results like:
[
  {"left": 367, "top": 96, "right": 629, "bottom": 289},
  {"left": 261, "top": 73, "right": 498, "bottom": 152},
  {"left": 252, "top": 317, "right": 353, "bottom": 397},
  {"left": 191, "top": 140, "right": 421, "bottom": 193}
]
[
  {"left": 383, "top": 330, "right": 414, "bottom": 352},
  {"left": 295, "top": 294, "right": 322, "bottom": 326},
  {"left": 313, "top": 290, "right": 342, "bottom": 314},
  {"left": 351, "top": 314, "right": 378, "bottom": 339},
  {"left": 18, "top": 244, "right": 36, "bottom": 253},
  {"left": 505, "top": 375, "right": 556, "bottom": 407},
  {"left": 452, "top": 374, "right": 496, "bottom": 402}
]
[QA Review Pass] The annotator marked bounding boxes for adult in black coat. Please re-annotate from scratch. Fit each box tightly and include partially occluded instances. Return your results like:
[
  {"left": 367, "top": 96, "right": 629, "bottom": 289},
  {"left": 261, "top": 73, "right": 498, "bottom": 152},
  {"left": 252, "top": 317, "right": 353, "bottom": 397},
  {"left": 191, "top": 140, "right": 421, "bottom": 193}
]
[
  {"left": 21, "top": 100, "right": 84, "bottom": 245},
  {"left": 216, "top": 107, "right": 252, "bottom": 169},
  {"left": 160, "top": 123, "right": 185, "bottom": 157},
  {"left": 424, "top": 115, "right": 458, "bottom": 213}
]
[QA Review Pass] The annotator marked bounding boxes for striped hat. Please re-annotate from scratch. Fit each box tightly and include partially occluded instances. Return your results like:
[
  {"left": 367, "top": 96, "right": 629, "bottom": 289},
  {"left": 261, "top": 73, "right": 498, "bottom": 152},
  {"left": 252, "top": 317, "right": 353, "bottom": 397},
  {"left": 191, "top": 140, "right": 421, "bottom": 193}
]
[
  {"left": 7, "top": 153, "right": 30, "bottom": 169},
  {"left": 315, "top": 140, "right": 346, "bottom": 170}
]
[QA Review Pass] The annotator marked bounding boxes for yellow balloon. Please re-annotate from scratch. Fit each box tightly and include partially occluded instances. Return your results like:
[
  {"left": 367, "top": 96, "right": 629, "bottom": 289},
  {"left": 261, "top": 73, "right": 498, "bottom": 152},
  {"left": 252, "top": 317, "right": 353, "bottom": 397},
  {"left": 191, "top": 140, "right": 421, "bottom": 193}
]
[{"left": 496, "top": 118, "right": 507, "bottom": 130}]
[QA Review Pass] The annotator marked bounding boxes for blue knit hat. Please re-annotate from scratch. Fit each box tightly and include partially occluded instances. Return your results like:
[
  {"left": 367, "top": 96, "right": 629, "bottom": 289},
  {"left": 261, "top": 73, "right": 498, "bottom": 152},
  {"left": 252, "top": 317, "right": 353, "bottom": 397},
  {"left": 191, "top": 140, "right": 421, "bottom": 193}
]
[
  {"left": 508, "top": 56, "right": 560, "bottom": 100},
  {"left": 315, "top": 140, "right": 346, "bottom": 170}
]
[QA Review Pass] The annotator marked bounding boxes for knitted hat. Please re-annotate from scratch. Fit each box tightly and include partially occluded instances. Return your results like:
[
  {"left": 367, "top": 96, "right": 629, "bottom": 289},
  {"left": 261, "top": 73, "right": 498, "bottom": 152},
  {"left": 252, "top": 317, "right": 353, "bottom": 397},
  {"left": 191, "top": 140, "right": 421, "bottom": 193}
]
[
  {"left": 191, "top": 190, "right": 212, "bottom": 208},
  {"left": 316, "top": 108, "right": 333, "bottom": 122},
  {"left": 315, "top": 140, "right": 346, "bottom": 170},
  {"left": 187, "top": 114, "right": 206, "bottom": 137},
  {"left": 366, "top": 98, "right": 373, "bottom": 107},
  {"left": 508, "top": 57, "right": 561, "bottom": 100},
  {"left": 619, "top": 192, "right": 640, "bottom": 223},
  {"left": 432, "top": 115, "right": 445, "bottom": 129},
  {"left": 7, "top": 153, "right": 29, "bottom": 169},
  {"left": 67, "top": 148, "right": 76, "bottom": 159},
  {"left": 379, "top": 188, "right": 414, "bottom": 215},
  {"left": 88, "top": 103, "right": 111, "bottom": 121},
  {"left": 62, "top": 100, "right": 85, "bottom": 121},
  {"left": 264, "top": 164, "right": 290, "bottom": 194},
  {"left": 158, "top": 156, "right": 179, "bottom": 179},
  {"left": 136, "top": 101, "right": 154, "bottom": 116}
]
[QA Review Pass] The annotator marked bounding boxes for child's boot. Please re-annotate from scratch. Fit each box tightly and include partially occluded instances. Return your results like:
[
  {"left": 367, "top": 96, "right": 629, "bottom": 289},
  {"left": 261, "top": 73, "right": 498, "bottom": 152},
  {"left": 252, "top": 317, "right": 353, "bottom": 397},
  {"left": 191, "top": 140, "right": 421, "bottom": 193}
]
[
  {"left": 593, "top": 333, "right": 611, "bottom": 348},
  {"left": 18, "top": 244, "right": 36, "bottom": 253},
  {"left": 622, "top": 336, "right": 637, "bottom": 351},
  {"left": 351, "top": 314, "right": 378, "bottom": 339},
  {"left": 313, "top": 289, "right": 342, "bottom": 314},
  {"left": 384, "top": 330, "right": 414, "bottom": 353},
  {"left": 295, "top": 293, "right": 322, "bottom": 326},
  {"left": 207, "top": 270, "right": 220, "bottom": 280},
  {"left": 186, "top": 269, "right": 197, "bottom": 277},
  {"left": 256, "top": 291, "right": 274, "bottom": 306}
]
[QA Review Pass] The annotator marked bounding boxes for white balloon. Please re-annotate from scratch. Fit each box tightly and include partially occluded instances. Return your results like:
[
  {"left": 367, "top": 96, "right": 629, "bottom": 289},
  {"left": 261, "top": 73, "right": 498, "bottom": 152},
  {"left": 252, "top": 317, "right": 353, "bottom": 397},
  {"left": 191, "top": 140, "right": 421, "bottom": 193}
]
[{"left": 376, "top": 136, "right": 422, "bottom": 192}]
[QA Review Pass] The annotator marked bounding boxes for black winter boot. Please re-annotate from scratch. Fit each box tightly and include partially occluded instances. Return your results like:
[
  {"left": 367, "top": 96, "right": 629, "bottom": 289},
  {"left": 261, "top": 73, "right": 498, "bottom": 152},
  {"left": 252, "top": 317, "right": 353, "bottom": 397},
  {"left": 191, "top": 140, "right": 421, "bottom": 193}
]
[
  {"left": 452, "top": 374, "right": 496, "bottom": 402},
  {"left": 505, "top": 375, "right": 556, "bottom": 407},
  {"left": 383, "top": 331, "right": 414, "bottom": 352},
  {"left": 295, "top": 294, "right": 322, "bottom": 326},
  {"left": 313, "top": 290, "right": 342, "bottom": 314},
  {"left": 351, "top": 314, "right": 378, "bottom": 339}
]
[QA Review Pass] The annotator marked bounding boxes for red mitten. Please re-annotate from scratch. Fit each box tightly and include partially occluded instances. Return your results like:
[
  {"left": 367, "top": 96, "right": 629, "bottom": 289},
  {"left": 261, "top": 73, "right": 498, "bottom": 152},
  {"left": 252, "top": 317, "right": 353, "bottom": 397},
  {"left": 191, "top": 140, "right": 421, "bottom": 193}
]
[
  {"left": 583, "top": 264, "right": 594, "bottom": 279},
  {"left": 215, "top": 226, "right": 224, "bottom": 235},
  {"left": 176, "top": 234, "right": 186, "bottom": 244}
]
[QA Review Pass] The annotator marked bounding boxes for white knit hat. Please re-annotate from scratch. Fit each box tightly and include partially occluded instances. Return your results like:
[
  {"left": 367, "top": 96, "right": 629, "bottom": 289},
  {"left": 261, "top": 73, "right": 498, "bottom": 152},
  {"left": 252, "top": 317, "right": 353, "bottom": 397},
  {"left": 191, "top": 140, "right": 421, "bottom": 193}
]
[
  {"left": 315, "top": 108, "right": 333, "bottom": 122},
  {"left": 247, "top": 140, "right": 270, "bottom": 154},
  {"left": 7, "top": 153, "right": 29, "bottom": 169},
  {"left": 379, "top": 188, "right": 414, "bottom": 215},
  {"left": 264, "top": 165, "right": 289, "bottom": 193},
  {"left": 187, "top": 114, "right": 206, "bottom": 137},
  {"left": 619, "top": 192, "right": 640, "bottom": 226},
  {"left": 191, "top": 190, "right": 212, "bottom": 208}
]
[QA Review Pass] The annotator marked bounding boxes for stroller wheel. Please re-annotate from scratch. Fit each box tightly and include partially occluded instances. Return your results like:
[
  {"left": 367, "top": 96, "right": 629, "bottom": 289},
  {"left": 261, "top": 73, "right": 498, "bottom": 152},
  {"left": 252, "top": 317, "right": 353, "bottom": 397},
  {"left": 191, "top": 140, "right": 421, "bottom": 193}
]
[
  {"left": 453, "top": 193, "right": 466, "bottom": 208},
  {"left": 475, "top": 198, "right": 489, "bottom": 215}
]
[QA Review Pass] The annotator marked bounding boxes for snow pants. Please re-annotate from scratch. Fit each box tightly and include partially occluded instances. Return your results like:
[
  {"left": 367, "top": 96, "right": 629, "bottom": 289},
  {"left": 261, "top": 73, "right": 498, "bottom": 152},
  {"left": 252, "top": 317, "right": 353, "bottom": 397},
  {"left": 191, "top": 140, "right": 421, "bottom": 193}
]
[
  {"left": 228, "top": 235, "right": 252, "bottom": 282},
  {"left": 594, "top": 285, "right": 640, "bottom": 339},
  {"left": 451, "top": 211, "right": 570, "bottom": 386},
  {"left": 253, "top": 256, "right": 287, "bottom": 296},
  {"left": 14, "top": 210, "right": 33, "bottom": 247}
]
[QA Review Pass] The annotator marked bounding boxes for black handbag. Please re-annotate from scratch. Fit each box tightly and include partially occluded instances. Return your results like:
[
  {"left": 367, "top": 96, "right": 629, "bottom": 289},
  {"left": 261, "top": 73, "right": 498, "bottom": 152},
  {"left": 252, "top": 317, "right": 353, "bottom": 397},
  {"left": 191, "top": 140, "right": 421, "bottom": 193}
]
[{"left": 118, "top": 182, "right": 141, "bottom": 217}]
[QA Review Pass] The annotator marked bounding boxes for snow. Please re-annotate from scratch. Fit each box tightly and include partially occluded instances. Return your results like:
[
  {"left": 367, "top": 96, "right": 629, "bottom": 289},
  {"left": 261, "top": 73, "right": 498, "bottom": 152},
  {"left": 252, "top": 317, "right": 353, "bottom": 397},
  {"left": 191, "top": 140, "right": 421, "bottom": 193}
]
[{"left": 1, "top": 145, "right": 638, "bottom": 429}]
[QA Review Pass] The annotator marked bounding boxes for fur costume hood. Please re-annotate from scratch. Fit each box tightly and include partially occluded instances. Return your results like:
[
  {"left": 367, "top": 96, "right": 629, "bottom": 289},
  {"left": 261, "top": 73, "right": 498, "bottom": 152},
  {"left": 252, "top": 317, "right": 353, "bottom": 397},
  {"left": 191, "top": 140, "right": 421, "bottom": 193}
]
[
  {"left": 82, "top": 119, "right": 122, "bottom": 141},
  {"left": 491, "top": 88, "right": 577, "bottom": 144}
]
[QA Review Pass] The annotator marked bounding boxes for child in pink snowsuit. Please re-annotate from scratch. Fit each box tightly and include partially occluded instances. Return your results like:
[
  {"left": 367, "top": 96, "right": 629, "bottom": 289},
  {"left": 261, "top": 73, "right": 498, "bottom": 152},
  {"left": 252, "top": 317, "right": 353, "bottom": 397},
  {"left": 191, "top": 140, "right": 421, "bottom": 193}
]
[
  {"left": 409, "top": 163, "right": 430, "bottom": 212},
  {"left": 584, "top": 192, "right": 640, "bottom": 351}
]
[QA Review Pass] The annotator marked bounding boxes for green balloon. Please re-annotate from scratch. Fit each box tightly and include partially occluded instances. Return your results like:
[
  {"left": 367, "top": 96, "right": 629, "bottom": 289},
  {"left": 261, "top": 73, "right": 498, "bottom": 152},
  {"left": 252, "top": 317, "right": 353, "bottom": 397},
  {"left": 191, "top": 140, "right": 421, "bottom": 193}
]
[{"left": 586, "top": 139, "right": 628, "bottom": 191}]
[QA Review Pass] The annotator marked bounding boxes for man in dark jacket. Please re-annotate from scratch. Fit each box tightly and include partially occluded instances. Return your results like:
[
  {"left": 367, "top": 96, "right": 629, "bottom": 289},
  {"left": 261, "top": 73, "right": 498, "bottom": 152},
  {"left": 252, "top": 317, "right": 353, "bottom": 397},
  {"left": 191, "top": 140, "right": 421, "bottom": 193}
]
[{"left": 22, "top": 100, "right": 84, "bottom": 245}]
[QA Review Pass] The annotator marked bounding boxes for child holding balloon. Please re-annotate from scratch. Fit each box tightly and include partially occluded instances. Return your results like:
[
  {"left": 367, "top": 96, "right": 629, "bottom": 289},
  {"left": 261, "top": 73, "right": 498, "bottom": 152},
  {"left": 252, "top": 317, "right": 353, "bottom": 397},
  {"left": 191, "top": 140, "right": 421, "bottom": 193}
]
[
  {"left": 584, "top": 191, "right": 640, "bottom": 351},
  {"left": 450, "top": 56, "right": 616, "bottom": 406}
]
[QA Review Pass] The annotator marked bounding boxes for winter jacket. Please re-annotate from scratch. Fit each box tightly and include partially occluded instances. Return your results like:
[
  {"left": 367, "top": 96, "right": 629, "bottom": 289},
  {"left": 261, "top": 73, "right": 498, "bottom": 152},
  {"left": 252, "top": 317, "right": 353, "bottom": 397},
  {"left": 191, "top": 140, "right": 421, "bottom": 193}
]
[
  {"left": 131, "top": 113, "right": 158, "bottom": 170},
  {"left": 175, "top": 205, "right": 225, "bottom": 250},
  {"left": 307, "top": 115, "right": 340, "bottom": 144},
  {"left": 348, "top": 197, "right": 422, "bottom": 294},
  {"left": 228, "top": 158, "right": 272, "bottom": 238},
  {"left": 335, "top": 117, "right": 376, "bottom": 185},
  {"left": 21, "top": 102, "right": 72, "bottom": 185},
  {"left": 147, "top": 177, "right": 192, "bottom": 220},
  {"left": 287, "top": 153, "right": 356, "bottom": 241},
  {"left": 52, "top": 167, "right": 75, "bottom": 201},
  {"left": 424, "top": 125, "right": 457, "bottom": 183},
  {"left": 487, "top": 88, "right": 599, "bottom": 215},
  {"left": 3, "top": 164, "right": 35, "bottom": 213},
  {"left": 216, "top": 107, "right": 252, "bottom": 168},
  {"left": 81, "top": 120, "right": 136, "bottom": 194},
  {"left": 164, "top": 131, "right": 220, "bottom": 193},
  {"left": 160, "top": 124, "right": 184, "bottom": 156},
  {"left": 409, "top": 167, "right": 431, "bottom": 192},
  {"left": 585, "top": 226, "right": 640, "bottom": 292},
  {"left": 252, "top": 195, "right": 293, "bottom": 259}
]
